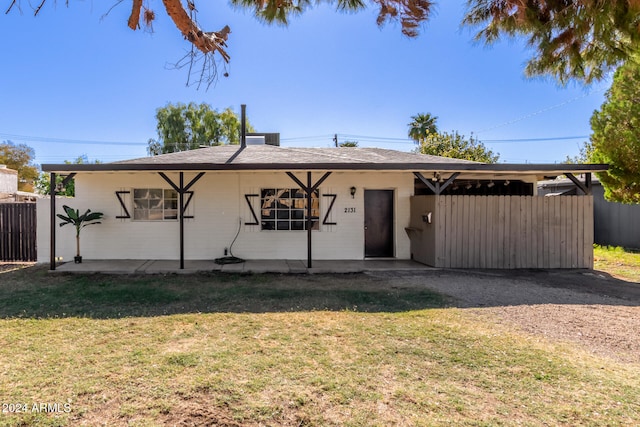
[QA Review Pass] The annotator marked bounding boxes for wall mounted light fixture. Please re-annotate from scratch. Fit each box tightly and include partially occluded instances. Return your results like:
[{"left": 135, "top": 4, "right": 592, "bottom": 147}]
[{"left": 350, "top": 186, "right": 356, "bottom": 198}]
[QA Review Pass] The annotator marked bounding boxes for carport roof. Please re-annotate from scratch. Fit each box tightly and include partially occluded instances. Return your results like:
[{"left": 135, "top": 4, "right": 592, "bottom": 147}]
[{"left": 42, "top": 145, "right": 607, "bottom": 175}]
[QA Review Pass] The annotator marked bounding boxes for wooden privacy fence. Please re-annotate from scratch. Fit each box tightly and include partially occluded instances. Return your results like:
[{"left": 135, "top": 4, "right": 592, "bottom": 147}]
[
  {"left": 0, "top": 203, "right": 37, "bottom": 261},
  {"left": 413, "top": 195, "right": 593, "bottom": 269}
]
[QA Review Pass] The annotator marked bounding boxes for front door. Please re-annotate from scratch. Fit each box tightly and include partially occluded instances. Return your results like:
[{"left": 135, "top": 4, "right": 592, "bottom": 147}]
[{"left": 364, "top": 189, "right": 394, "bottom": 257}]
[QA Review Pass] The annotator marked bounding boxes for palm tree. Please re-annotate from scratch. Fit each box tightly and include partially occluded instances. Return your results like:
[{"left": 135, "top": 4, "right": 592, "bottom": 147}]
[{"left": 408, "top": 113, "right": 438, "bottom": 143}]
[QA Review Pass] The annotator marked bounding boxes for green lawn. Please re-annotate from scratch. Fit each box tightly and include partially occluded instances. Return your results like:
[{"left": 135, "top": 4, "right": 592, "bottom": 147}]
[
  {"left": 594, "top": 245, "right": 640, "bottom": 282},
  {"left": 0, "top": 266, "right": 638, "bottom": 426}
]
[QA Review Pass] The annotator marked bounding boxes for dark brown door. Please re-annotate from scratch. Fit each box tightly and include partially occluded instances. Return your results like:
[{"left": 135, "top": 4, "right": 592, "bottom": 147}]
[{"left": 364, "top": 189, "right": 394, "bottom": 257}]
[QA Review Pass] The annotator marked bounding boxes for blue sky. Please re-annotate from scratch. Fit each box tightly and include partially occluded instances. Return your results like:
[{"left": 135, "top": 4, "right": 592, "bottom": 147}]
[{"left": 0, "top": 0, "right": 610, "bottom": 166}]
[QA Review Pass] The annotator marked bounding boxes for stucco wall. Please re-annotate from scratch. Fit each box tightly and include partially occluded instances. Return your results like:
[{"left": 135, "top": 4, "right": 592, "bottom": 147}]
[
  {"left": 37, "top": 171, "right": 413, "bottom": 262},
  {"left": 0, "top": 167, "right": 18, "bottom": 194}
]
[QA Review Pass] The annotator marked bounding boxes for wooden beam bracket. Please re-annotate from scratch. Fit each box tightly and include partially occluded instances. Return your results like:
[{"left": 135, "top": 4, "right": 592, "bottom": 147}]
[
  {"left": 566, "top": 172, "right": 592, "bottom": 195},
  {"left": 414, "top": 172, "right": 460, "bottom": 195}
]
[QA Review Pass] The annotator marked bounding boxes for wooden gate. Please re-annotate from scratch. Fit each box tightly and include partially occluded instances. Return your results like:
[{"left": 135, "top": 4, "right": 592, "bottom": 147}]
[
  {"left": 409, "top": 195, "right": 594, "bottom": 269},
  {"left": 0, "top": 203, "right": 37, "bottom": 261}
]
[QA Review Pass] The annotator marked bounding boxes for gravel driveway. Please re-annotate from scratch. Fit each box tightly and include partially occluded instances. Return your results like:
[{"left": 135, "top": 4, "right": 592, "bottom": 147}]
[{"left": 371, "top": 269, "right": 640, "bottom": 364}]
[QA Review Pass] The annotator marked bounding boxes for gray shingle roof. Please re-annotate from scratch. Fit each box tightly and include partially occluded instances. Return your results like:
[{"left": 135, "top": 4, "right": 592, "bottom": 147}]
[
  {"left": 41, "top": 144, "right": 607, "bottom": 175},
  {"left": 113, "top": 145, "right": 476, "bottom": 166}
]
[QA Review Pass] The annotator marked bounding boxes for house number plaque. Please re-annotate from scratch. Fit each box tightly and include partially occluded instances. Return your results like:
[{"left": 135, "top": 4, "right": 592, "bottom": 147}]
[{"left": 344, "top": 207, "right": 356, "bottom": 213}]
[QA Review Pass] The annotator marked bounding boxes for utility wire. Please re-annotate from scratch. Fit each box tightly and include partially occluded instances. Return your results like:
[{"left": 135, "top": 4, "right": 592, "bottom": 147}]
[
  {"left": 475, "top": 87, "right": 606, "bottom": 134},
  {"left": 481, "top": 135, "right": 589, "bottom": 143},
  {"left": 0, "top": 132, "right": 147, "bottom": 146},
  {"left": 3, "top": 130, "right": 590, "bottom": 152}
]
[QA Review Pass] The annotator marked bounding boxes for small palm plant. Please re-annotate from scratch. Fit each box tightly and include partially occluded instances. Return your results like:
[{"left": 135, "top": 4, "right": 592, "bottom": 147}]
[{"left": 57, "top": 205, "right": 104, "bottom": 263}]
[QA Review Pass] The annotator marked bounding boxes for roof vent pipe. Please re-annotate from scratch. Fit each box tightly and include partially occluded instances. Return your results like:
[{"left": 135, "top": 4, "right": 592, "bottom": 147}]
[{"left": 241, "top": 104, "right": 246, "bottom": 148}]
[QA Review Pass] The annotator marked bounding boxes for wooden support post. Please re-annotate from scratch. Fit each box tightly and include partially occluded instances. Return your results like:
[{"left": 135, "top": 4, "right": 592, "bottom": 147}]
[
  {"left": 158, "top": 172, "right": 206, "bottom": 269},
  {"left": 286, "top": 171, "right": 332, "bottom": 269},
  {"left": 179, "top": 172, "right": 184, "bottom": 270},
  {"left": 48, "top": 173, "right": 75, "bottom": 270},
  {"left": 307, "top": 172, "right": 312, "bottom": 269}
]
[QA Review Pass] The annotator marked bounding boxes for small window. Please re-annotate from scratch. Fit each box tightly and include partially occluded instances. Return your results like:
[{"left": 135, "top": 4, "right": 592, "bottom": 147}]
[
  {"left": 261, "top": 188, "right": 319, "bottom": 231},
  {"left": 133, "top": 188, "right": 179, "bottom": 221}
]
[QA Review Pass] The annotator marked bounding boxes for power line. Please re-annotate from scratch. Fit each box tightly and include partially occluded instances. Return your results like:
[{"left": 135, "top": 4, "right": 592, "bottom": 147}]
[
  {"left": 0, "top": 132, "right": 147, "bottom": 146},
  {"left": 482, "top": 135, "right": 589, "bottom": 143},
  {"left": 3, "top": 130, "right": 590, "bottom": 154},
  {"left": 330, "top": 134, "right": 589, "bottom": 145},
  {"left": 475, "top": 87, "right": 606, "bottom": 134}
]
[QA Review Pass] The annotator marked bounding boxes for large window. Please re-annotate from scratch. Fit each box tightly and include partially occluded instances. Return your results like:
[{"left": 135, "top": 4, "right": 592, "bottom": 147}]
[
  {"left": 261, "top": 188, "right": 319, "bottom": 231},
  {"left": 133, "top": 189, "right": 178, "bottom": 221}
]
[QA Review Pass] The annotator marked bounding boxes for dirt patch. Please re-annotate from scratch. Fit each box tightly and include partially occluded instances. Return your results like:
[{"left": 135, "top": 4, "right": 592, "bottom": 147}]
[
  {"left": 478, "top": 304, "right": 640, "bottom": 363},
  {"left": 160, "top": 398, "right": 245, "bottom": 427},
  {"left": 372, "top": 269, "right": 640, "bottom": 364},
  {"left": 0, "top": 262, "right": 35, "bottom": 273}
]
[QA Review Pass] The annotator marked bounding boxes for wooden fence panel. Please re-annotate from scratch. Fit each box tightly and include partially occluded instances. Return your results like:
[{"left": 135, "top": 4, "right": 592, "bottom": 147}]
[
  {"left": 551, "top": 197, "right": 561, "bottom": 269},
  {"left": 434, "top": 196, "right": 592, "bottom": 269},
  {"left": 456, "top": 196, "right": 465, "bottom": 268},
  {"left": 0, "top": 203, "right": 37, "bottom": 262},
  {"left": 586, "top": 196, "right": 594, "bottom": 267},
  {"left": 437, "top": 195, "right": 447, "bottom": 267}
]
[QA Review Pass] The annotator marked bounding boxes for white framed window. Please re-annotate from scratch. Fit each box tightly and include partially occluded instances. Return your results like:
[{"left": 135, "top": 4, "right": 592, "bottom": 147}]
[
  {"left": 133, "top": 188, "right": 178, "bottom": 221},
  {"left": 261, "top": 188, "right": 319, "bottom": 231}
]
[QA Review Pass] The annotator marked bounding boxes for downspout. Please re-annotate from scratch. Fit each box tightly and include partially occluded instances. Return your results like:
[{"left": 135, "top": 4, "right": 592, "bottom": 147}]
[{"left": 49, "top": 172, "right": 56, "bottom": 270}]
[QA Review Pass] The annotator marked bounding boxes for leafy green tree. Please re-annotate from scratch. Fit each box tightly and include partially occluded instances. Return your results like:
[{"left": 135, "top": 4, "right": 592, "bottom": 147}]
[
  {"left": 339, "top": 141, "right": 359, "bottom": 147},
  {"left": 147, "top": 103, "right": 255, "bottom": 155},
  {"left": 408, "top": 113, "right": 438, "bottom": 143},
  {"left": 590, "top": 60, "right": 640, "bottom": 203},
  {"left": 464, "top": 0, "right": 640, "bottom": 84},
  {"left": 564, "top": 141, "right": 594, "bottom": 164},
  {"left": 418, "top": 131, "right": 499, "bottom": 163},
  {"left": 35, "top": 155, "right": 101, "bottom": 196},
  {"left": 0, "top": 141, "right": 39, "bottom": 192}
]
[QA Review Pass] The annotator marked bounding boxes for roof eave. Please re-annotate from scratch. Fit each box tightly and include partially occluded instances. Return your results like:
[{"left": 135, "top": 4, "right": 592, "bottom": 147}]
[{"left": 41, "top": 162, "right": 609, "bottom": 174}]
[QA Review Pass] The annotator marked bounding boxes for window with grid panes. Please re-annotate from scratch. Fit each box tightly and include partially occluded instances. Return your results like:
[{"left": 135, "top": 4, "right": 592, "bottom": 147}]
[
  {"left": 260, "top": 188, "right": 319, "bottom": 230},
  {"left": 133, "top": 189, "right": 179, "bottom": 221}
]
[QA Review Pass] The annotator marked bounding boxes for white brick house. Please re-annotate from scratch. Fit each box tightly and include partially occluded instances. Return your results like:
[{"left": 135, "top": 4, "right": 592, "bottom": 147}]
[{"left": 39, "top": 144, "right": 606, "bottom": 269}]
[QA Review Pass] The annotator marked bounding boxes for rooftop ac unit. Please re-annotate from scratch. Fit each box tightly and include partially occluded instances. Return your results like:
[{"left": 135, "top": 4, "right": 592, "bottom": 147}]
[{"left": 245, "top": 133, "right": 280, "bottom": 146}]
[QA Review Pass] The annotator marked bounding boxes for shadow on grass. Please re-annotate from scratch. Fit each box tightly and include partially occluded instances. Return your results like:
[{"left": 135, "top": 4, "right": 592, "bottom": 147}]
[{"left": 0, "top": 265, "right": 448, "bottom": 319}]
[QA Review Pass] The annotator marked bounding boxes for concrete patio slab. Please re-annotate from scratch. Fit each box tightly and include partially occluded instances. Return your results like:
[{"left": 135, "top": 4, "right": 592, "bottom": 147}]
[
  {"left": 143, "top": 260, "right": 221, "bottom": 274},
  {"left": 54, "top": 259, "right": 148, "bottom": 274},
  {"left": 286, "top": 260, "right": 307, "bottom": 274},
  {"left": 242, "top": 259, "right": 291, "bottom": 274},
  {"left": 49, "top": 259, "right": 435, "bottom": 274}
]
